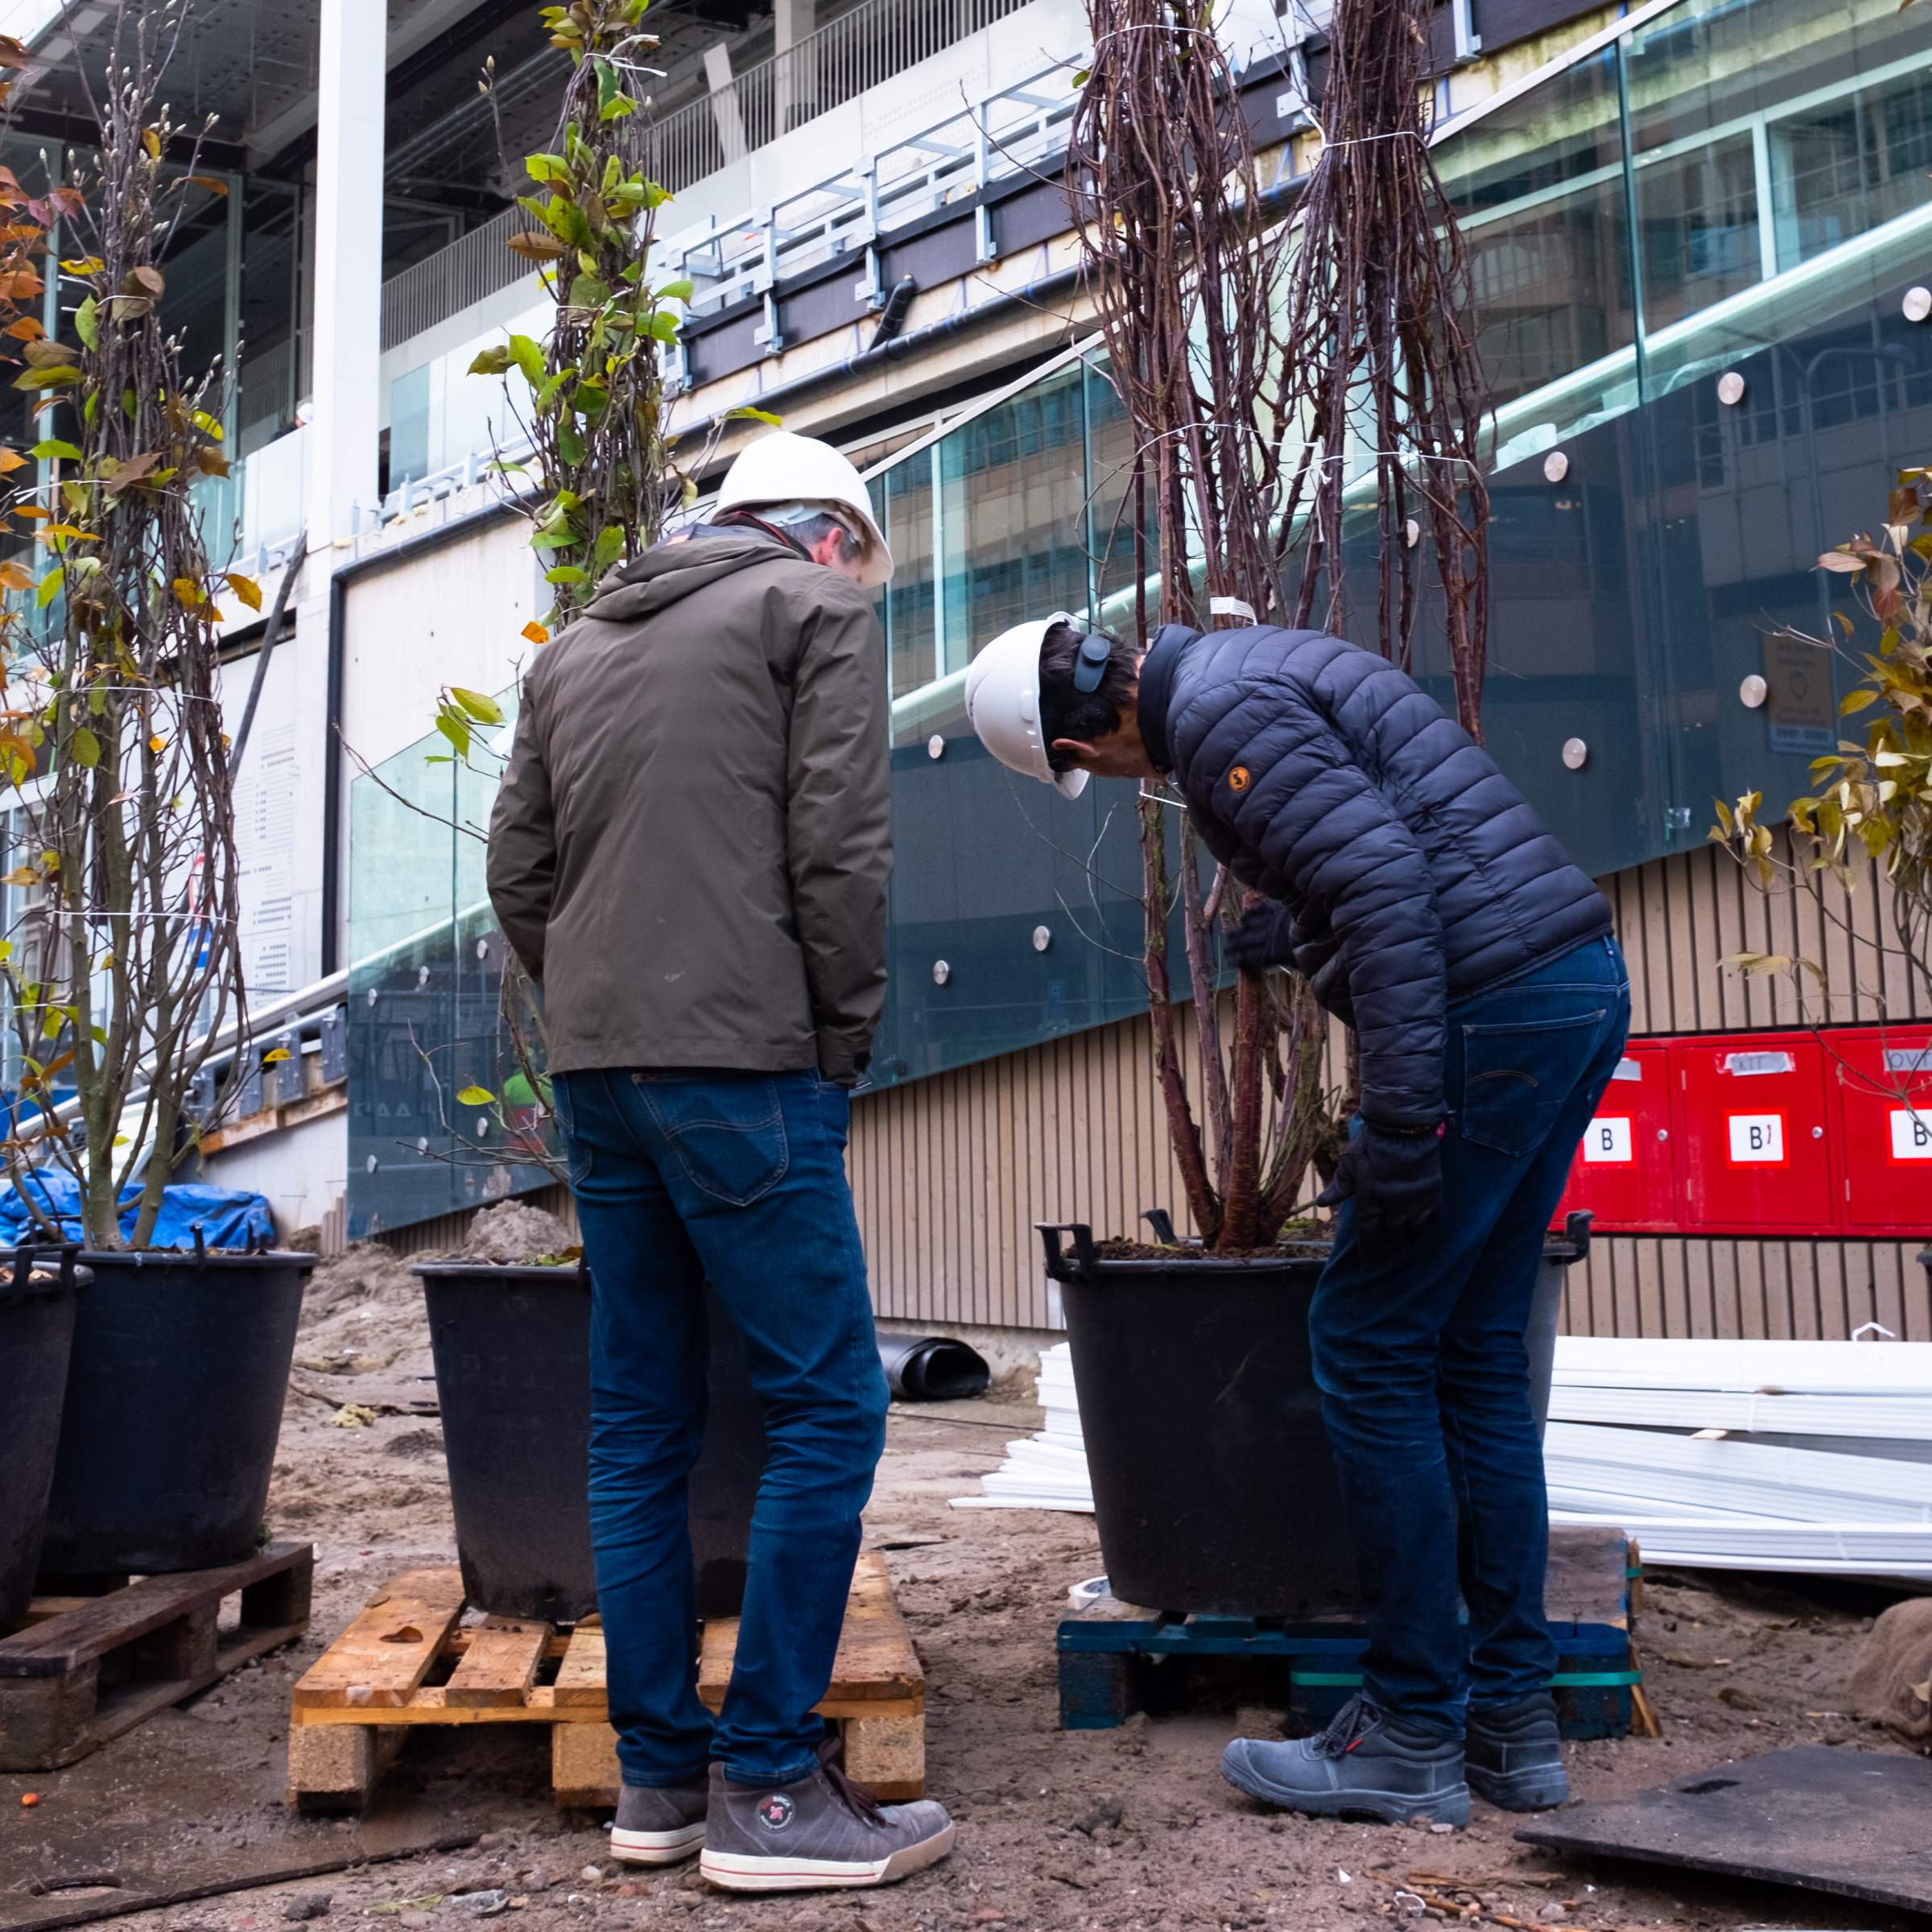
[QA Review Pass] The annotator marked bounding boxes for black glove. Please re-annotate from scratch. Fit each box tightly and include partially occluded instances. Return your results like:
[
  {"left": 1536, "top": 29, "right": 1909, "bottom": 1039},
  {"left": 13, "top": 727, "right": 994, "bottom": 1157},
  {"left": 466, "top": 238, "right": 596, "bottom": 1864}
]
[
  {"left": 1225, "top": 902, "right": 1292, "bottom": 974},
  {"left": 1318, "top": 1121, "right": 1444, "bottom": 1263}
]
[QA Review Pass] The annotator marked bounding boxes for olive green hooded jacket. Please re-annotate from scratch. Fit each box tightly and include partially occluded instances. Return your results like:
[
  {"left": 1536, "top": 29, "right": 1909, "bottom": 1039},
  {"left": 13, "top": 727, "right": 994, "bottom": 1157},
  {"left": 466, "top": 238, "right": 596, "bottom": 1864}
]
[{"left": 485, "top": 526, "right": 891, "bottom": 1085}]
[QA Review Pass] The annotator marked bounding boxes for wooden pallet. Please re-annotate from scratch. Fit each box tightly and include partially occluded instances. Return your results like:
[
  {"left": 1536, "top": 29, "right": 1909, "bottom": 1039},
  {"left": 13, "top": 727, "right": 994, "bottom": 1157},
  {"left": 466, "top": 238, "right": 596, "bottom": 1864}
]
[
  {"left": 1058, "top": 1527, "right": 1646, "bottom": 1740},
  {"left": 287, "top": 1550, "right": 924, "bottom": 1811},
  {"left": 0, "top": 1541, "right": 314, "bottom": 1770}
]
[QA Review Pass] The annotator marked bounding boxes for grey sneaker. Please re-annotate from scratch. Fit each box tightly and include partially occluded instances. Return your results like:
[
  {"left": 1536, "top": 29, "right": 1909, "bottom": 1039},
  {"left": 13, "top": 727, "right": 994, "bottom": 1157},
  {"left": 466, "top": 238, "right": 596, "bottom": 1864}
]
[
  {"left": 1466, "top": 1694, "right": 1568, "bottom": 1811},
  {"left": 1220, "top": 1695, "right": 1470, "bottom": 1827},
  {"left": 700, "top": 1741, "right": 955, "bottom": 1893},
  {"left": 610, "top": 1777, "right": 708, "bottom": 1864}
]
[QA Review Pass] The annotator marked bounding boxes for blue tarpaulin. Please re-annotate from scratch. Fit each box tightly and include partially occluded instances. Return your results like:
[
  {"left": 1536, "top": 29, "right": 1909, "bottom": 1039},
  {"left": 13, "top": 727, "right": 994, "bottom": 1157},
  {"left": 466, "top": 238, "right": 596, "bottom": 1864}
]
[{"left": 0, "top": 1172, "right": 276, "bottom": 1250}]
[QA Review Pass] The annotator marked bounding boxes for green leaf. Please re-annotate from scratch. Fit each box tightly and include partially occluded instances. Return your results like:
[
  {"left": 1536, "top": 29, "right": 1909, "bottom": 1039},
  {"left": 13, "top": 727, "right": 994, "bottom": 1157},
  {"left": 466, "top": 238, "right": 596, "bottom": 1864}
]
[
  {"left": 544, "top": 564, "right": 589, "bottom": 584},
  {"left": 468, "top": 345, "right": 515, "bottom": 377},
  {"left": 449, "top": 686, "right": 505, "bottom": 725},
  {"left": 35, "top": 567, "right": 61, "bottom": 609},
  {"left": 1841, "top": 687, "right": 1880, "bottom": 715},
  {"left": 435, "top": 711, "right": 472, "bottom": 759},
  {"left": 13, "top": 365, "right": 78, "bottom": 390},
  {"left": 456, "top": 1084, "right": 497, "bottom": 1106},
  {"left": 29, "top": 438, "right": 82, "bottom": 461},
  {"left": 656, "top": 278, "right": 695, "bottom": 303},
  {"left": 507, "top": 334, "right": 548, "bottom": 388},
  {"left": 647, "top": 309, "right": 681, "bottom": 344},
  {"left": 68, "top": 726, "right": 99, "bottom": 768},
  {"left": 73, "top": 294, "right": 98, "bottom": 350},
  {"left": 725, "top": 405, "right": 782, "bottom": 427},
  {"left": 555, "top": 421, "right": 586, "bottom": 466},
  {"left": 525, "top": 153, "right": 574, "bottom": 186},
  {"left": 502, "top": 1071, "right": 538, "bottom": 1108},
  {"left": 592, "top": 523, "right": 625, "bottom": 572}
]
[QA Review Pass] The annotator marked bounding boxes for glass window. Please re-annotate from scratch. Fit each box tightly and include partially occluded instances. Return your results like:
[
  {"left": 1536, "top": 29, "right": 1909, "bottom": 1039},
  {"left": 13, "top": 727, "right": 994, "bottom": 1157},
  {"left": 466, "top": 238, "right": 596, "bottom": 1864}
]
[
  {"left": 937, "top": 364, "right": 1091, "bottom": 670},
  {"left": 880, "top": 452, "right": 937, "bottom": 700}
]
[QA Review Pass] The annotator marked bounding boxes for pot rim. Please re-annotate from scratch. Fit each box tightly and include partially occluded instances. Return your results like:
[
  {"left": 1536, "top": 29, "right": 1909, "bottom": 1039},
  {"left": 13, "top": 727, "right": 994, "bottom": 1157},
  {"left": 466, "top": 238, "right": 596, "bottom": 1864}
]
[
  {"left": 28, "top": 1245, "right": 320, "bottom": 1270},
  {"left": 412, "top": 1259, "right": 588, "bottom": 1282}
]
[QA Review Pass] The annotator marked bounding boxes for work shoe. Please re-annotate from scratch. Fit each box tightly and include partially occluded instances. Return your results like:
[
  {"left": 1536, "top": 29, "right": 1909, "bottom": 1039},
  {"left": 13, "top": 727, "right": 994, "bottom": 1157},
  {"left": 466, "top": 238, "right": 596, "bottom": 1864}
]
[
  {"left": 1466, "top": 1694, "right": 1569, "bottom": 1811},
  {"left": 610, "top": 1777, "right": 708, "bottom": 1864},
  {"left": 700, "top": 1740, "right": 956, "bottom": 1892},
  {"left": 1220, "top": 1695, "right": 1470, "bottom": 1827}
]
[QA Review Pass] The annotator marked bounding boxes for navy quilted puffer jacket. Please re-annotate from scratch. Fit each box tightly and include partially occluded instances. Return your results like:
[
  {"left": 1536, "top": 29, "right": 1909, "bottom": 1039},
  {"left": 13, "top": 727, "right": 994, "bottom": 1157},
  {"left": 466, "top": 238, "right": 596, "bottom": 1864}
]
[{"left": 1138, "top": 624, "right": 1612, "bottom": 1128}]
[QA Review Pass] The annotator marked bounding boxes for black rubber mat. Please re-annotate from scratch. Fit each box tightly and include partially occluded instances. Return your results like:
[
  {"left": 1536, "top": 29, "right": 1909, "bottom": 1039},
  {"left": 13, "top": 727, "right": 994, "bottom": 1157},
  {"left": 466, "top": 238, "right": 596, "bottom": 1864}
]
[{"left": 1516, "top": 1745, "right": 1932, "bottom": 1913}]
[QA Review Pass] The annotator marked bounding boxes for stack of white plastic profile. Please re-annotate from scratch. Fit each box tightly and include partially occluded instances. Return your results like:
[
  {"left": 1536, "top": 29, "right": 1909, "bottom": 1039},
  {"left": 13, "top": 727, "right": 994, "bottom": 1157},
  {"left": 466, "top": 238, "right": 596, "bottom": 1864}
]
[
  {"left": 1545, "top": 1335, "right": 1932, "bottom": 1580},
  {"left": 950, "top": 1343, "right": 1095, "bottom": 1513},
  {"left": 956, "top": 1337, "right": 1932, "bottom": 1580}
]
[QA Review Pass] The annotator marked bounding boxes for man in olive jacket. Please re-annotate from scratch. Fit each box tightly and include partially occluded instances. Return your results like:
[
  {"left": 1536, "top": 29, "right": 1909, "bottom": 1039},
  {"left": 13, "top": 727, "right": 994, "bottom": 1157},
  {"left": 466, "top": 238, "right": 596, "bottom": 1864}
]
[{"left": 486, "top": 433, "right": 953, "bottom": 1893}]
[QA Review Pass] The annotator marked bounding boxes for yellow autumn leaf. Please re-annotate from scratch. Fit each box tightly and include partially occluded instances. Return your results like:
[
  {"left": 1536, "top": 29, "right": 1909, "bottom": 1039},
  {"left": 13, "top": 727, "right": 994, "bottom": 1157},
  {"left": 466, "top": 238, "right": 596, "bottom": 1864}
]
[
  {"left": 225, "top": 572, "right": 262, "bottom": 611},
  {"left": 262, "top": 1046, "right": 291, "bottom": 1063},
  {"left": 147, "top": 733, "right": 166, "bottom": 753},
  {"left": 521, "top": 620, "right": 549, "bottom": 645}
]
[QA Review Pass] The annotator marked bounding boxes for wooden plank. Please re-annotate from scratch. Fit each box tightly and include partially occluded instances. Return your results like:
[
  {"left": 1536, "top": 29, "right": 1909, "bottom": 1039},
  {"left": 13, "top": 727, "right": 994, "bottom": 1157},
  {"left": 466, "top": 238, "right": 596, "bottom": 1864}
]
[
  {"left": 844, "top": 1712, "right": 923, "bottom": 1800},
  {"left": 291, "top": 1689, "right": 919, "bottom": 1727},
  {"left": 700, "top": 1552, "right": 920, "bottom": 1710},
  {"left": 444, "top": 1616, "right": 548, "bottom": 1709},
  {"left": 291, "top": 1568, "right": 464, "bottom": 1711},
  {"left": 0, "top": 1543, "right": 311, "bottom": 1679},
  {"left": 552, "top": 1620, "right": 607, "bottom": 1709},
  {"left": 287, "top": 1721, "right": 407, "bottom": 1810}
]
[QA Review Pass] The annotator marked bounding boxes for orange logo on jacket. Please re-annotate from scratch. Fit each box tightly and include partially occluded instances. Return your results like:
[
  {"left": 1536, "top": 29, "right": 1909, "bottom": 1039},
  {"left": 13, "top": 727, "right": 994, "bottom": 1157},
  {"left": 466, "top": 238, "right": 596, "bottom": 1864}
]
[{"left": 1228, "top": 766, "right": 1251, "bottom": 793}]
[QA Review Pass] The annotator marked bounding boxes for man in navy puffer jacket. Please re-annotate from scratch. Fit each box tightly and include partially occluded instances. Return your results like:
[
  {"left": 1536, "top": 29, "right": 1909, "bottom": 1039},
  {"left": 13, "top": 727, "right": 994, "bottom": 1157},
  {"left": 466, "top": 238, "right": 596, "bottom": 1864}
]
[{"left": 964, "top": 613, "right": 1631, "bottom": 1830}]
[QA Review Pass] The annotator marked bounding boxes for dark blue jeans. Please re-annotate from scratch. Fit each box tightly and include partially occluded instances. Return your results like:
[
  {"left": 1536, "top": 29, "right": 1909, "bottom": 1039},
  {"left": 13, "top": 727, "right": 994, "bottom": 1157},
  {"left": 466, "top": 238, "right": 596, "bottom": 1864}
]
[
  {"left": 1311, "top": 935, "right": 1631, "bottom": 1736},
  {"left": 551, "top": 1068, "right": 889, "bottom": 1790}
]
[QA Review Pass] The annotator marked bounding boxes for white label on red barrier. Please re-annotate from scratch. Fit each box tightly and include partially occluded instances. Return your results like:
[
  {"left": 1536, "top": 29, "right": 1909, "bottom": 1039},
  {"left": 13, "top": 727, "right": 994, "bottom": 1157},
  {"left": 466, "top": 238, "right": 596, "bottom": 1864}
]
[
  {"left": 1889, "top": 1108, "right": 1932, "bottom": 1160},
  {"left": 1583, "top": 1117, "right": 1634, "bottom": 1163},
  {"left": 1611, "top": 1057, "right": 1643, "bottom": 1083},
  {"left": 1724, "top": 1051, "right": 1796, "bottom": 1077},
  {"left": 1728, "top": 1113, "right": 1785, "bottom": 1162}
]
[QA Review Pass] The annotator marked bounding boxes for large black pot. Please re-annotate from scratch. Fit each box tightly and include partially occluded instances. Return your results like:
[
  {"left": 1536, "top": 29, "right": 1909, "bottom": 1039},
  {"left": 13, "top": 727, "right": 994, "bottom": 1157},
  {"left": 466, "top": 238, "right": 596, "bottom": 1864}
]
[
  {"left": 415, "top": 1263, "right": 768, "bottom": 1622},
  {"left": 0, "top": 1250, "right": 88, "bottom": 1619},
  {"left": 1039, "top": 1212, "right": 1591, "bottom": 1618},
  {"left": 42, "top": 1249, "right": 314, "bottom": 1575}
]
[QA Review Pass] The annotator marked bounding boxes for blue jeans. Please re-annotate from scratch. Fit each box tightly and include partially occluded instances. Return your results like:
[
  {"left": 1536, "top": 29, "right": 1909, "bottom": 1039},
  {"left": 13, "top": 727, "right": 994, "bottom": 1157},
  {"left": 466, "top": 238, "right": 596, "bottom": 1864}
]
[
  {"left": 1311, "top": 935, "right": 1630, "bottom": 1736},
  {"left": 551, "top": 1068, "right": 889, "bottom": 1789}
]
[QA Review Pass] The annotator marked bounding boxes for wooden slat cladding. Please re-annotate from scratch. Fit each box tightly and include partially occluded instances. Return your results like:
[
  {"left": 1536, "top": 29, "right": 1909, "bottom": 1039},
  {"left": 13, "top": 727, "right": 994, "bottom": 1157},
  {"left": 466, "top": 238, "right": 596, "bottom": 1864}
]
[{"left": 850, "top": 846, "right": 1932, "bottom": 1342}]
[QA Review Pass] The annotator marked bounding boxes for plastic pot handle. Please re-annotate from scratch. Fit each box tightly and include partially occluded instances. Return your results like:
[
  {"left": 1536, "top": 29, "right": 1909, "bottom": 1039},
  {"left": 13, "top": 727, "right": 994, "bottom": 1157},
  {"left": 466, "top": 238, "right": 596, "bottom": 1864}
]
[{"left": 1036, "top": 1222, "right": 1097, "bottom": 1280}]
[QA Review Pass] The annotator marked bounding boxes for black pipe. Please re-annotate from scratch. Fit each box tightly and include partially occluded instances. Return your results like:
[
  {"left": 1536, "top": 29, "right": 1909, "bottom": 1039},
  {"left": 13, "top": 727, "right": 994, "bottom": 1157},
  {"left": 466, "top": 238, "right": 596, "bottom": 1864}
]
[{"left": 867, "top": 275, "right": 919, "bottom": 350}]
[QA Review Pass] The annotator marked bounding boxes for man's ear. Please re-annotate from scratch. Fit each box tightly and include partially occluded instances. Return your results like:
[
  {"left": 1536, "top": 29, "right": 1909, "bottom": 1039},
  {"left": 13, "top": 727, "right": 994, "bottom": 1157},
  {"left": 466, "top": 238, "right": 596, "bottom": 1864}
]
[{"left": 1051, "top": 737, "right": 1100, "bottom": 769}]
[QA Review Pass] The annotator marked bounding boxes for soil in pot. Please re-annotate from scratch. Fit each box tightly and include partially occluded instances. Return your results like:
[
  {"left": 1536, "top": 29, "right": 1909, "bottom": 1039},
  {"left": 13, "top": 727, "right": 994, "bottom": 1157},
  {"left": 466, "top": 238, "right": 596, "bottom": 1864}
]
[
  {"left": 0, "top": 1252, "right": 87, "bottom": 1618},
  {"left": 418, "top": 1258, "right": 767, "bottom": 1623},
  {"left": 41, "top": 1248, "right": 315, "bottom": 1575},
  {"left": 1042, "top": 1220, "right": 1582, "bottom": 1617}
]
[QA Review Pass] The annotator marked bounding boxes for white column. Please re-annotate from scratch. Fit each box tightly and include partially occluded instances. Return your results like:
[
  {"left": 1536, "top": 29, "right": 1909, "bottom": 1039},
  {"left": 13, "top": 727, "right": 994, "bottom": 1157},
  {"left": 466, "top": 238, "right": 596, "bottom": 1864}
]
[
  {"left": 774, "top": 0, "right": 815, "bottom": 134},
  {"left": 704, "top": 43, "right": 748, "bottom": 165},
  {"left": 306, "top": 0, "right": 386, "bottom": 545}
]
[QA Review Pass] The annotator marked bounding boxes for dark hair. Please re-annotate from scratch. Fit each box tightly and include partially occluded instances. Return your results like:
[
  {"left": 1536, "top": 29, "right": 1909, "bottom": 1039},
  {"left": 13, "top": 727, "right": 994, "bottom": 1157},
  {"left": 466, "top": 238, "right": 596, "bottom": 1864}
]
[{"left": 1038, "top": 622, "right": 1137, "bottom": 770}]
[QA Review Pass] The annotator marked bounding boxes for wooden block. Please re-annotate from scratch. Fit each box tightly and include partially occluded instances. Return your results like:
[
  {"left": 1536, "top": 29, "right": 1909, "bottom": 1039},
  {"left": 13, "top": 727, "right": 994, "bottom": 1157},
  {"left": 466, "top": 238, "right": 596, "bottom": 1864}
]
[
  {"left": 291, "top": 1568, "right": 465, "bottom": 1711},
  {"left": 842, "top": 1711, "right": 923, "bottom": 1800},
  {"left": 287, "top": 1720, "right": 406, "bottom": 1811},
  {"left": 1544, "top": 1525, "right": 1633, "bottom": 1632},
  {"left": 128, "top": 1602, "right": 220, "bottom": 1683},
  {"left": 0, "top": 1664, "right": 99, "bottom": 1771},
  {"left": 701, "top": 1552, "right": 921, "bottom": 1711},
  {"left": 446, "top": 1617, "right": 549, "bottom": 1708},
  {"left": 551, "top": 1721, "right": 621, "bottom": 1807},
  {"left": 554, "top": 1621, "right": 608, "bottom": 1709},
  {"left": 242, "top": 1557, "right": 313, "bottom": 1634}
]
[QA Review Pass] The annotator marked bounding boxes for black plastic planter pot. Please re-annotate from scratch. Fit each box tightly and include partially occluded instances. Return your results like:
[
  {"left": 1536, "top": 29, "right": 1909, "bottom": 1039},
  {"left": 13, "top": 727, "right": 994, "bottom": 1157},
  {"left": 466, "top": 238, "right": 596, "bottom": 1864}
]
[
  {"left": 41, "top": 1248, "right": 314, "bottom": 1575},
  {"left": 416, "top": 1263, "right": 769, "bottom": 1622},
  {"left": 0, "top": 1249, "right": 88, "bottom": 1620},
  {"left": 1039, "top": 1212, "right": 1592, "bottom": 1618}
]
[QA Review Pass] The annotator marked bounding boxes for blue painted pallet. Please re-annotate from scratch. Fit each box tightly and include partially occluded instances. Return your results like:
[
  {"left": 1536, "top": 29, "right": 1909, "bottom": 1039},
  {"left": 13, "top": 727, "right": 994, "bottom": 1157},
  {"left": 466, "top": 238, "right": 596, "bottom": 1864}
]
[{"left": 1057, "top": 1612, "right": 1639, "bottom": 1739}]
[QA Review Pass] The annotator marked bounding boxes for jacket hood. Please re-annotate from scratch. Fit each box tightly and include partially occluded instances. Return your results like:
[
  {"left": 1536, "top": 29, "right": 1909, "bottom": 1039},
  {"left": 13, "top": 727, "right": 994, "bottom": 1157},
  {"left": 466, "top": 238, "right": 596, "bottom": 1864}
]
[{"left": 584, "top": 526, "right": 798, "bottom": 624}]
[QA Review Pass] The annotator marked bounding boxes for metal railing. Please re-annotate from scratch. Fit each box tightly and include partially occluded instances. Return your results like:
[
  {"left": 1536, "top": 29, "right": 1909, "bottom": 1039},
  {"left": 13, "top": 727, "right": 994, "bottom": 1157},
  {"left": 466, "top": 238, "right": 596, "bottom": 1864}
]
[
  {"left": 382, "top": 205, "right": 530, "bottom": 353},
  {"left": 665, "top": 61, "right": 1080, "bottom": 349},
  {"left": 639, "top": 0, "right": 1038, "bottom": 198}
]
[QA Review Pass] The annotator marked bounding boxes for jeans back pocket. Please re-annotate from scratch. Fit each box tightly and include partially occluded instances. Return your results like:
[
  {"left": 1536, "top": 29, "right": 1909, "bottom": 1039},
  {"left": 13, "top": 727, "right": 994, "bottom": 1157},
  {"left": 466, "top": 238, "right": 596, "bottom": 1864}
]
[
  {"left": 1458, "top": 1010, "right": 1608, "bottom": 1159},
  {"left": 638, "top": 1075, "right": 791, "bottom": 1207}
]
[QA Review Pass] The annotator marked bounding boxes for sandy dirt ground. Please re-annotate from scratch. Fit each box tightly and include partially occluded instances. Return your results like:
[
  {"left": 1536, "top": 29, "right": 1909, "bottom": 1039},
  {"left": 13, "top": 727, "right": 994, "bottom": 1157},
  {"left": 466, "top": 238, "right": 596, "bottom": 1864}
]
[{"left": 6, "top": 1216, "right": 1923, "bottom": 1932}]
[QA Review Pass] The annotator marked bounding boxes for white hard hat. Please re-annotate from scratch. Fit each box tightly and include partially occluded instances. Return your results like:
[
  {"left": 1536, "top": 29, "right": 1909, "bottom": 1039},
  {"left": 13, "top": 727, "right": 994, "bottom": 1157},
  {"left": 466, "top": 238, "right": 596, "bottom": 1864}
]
[
  {"left": 964, "top": 612, "right": 1089, "bottom": 800},
  {"left": 716, "top": 430, "right": 894, "bottom": 588}
]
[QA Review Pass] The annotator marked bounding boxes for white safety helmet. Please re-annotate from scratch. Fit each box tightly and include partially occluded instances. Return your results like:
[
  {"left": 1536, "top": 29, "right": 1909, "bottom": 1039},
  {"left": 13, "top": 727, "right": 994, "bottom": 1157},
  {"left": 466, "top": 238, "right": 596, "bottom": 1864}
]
[
  {"left": 715, "top": 430, "right": 894, "bottom": 588},
  {"left": 963, "top": 611, "right": 1092, "bottom": 800}
]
